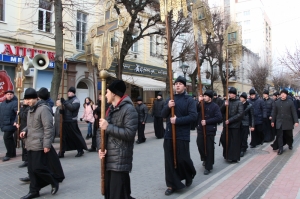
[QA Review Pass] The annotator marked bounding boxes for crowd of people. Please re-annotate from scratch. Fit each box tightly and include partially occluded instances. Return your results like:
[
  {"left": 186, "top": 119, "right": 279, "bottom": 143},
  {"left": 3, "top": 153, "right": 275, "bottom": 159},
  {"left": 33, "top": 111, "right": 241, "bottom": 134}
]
[{"left": 0, "top": 76, "right": 299, "bottom": 199}]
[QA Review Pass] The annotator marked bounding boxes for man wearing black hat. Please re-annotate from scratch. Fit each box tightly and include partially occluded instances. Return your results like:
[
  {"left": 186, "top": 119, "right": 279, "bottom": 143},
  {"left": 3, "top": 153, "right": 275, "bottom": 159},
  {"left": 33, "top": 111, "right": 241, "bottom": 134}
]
[
  {"left": 37, "top": 87, "right": 54, "bottom": 109},
  {"left": 98, "top": 79, "right": 138, "bottom": 199},
  {"left": 213, "top": 92, "right": 223, "bottom": 107},
  {"left": 248, "top": 89, "right": 267, "bottom": 148},
  {"left": 263, "top": 90, "right": 275, "bottom": 142},
  {"left": 19, "top": 88, "right": 64, "bottom": 199},
  {"left": 220, "top": 87, "right": 243, "bottom": 162},
  {"left": 135, "top": 96, "right": 148, "bottom": 144},
  {"left": 0, "top": 90, "right": 18, "bottom": 161},
  {"left": 197, "top": 90, "right": 222, "bottom": 175},
  {"left": 152, "top": 92, "right": 165, "bottom": 139},
  {"left": 271, "top": 89, "right": 298, "bottom": 155},
  {"left": 161, "top": 76, "right": 197, "bottom": 195},
  {"left": 58, "top": 86, "right": 87, "bottom": 158},
  {"left": 239, "top": 92, "right": 254, "bottom": 157}
]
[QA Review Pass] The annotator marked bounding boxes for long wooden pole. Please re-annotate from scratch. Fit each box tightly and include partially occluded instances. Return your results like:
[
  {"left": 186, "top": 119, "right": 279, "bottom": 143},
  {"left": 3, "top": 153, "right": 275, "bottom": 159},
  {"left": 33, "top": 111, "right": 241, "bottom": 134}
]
[
  {"left": 225, "top": 49, "right": 229, "bottom": 160},
  {"left": 99, "top": 70, "right": 108, "bottom": 195},
  {"left": 165, "top": 5, "right": 177, "bottom": 169},
  {"left": 16, "top": 88, "right": 21, "bottom": 148}
]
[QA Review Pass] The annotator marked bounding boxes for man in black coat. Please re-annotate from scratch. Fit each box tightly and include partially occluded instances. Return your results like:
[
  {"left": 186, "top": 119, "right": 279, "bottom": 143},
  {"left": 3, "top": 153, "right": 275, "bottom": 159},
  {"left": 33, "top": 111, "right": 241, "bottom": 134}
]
[
  {"left": 197, "top": 90, "right": 222, "bottom": 175},
  {"left": 152, "top": 92, "right": 165, "bottom": 138},
  {"left": 220, "top": 87, "right": 243, "bottom": 163},
  {"left": 135, "top": 96, "right": 148, "bottom": 144},
  {"left": 248, "top": 89, "right": 267, "bottom": 148},
  {"left": 271, "top": 89, "right": 298, "bottom": 155},
  {"left": 0, "top": 90, "right": 18, "bottom": 161},
  {"left": 161, "top": 76, "right": 197, "bottom": 195},
  {"left": 98, "top": 80, "right": 138, "bottom": 199},
  {"left": 239, "top": 92, "right": 254, "bottom": 157},
  {"left": 213, "top": 92, "right": 223, "bottom": 107},
  {"left": 263, "top": 90, "right": 275, "bottom": 142}
]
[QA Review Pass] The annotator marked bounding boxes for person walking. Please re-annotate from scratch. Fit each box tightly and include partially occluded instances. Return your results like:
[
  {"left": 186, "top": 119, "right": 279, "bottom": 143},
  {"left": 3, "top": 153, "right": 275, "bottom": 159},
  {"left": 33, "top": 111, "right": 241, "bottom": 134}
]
[
  {"left": 58, "top": 87, "right": 87, "bottom": 158},
  {"left": 19, "top": 88, "right": 64, "bottom": 199},
  {"left": 271, "top": 89, "right": 298, "bottom": 155},
  {"left": 220, "top": 87, "right": 243, "bottom": 163},
  {"left": 54, "top": 99, "right": 62, "bottom": 141},
  {"left": 239, "top": 92, "right": 254, "bottom": 157},
  {"left": 197, "top": 90, "right": 222, "bottom": 175},
  {"left": 135, "top": 96, "right": 148, "bottom": 144},
  {"left": 161, "top": 76, "right": 197, "bottom": 195},
  {"left": 98, "top": 80, "right": 138, "bottom": 199},
  {"left": 0, "top": 90, "right": 18, "bottom": 161},
  {"left": 80, "top": 97, "right": 96, "bottom": 139},
  {"left": 152, "top": 92, "right": 165, "bottom": 139},
  {"left": 263, "top": 90, "right": 275, "bottom": 142}
]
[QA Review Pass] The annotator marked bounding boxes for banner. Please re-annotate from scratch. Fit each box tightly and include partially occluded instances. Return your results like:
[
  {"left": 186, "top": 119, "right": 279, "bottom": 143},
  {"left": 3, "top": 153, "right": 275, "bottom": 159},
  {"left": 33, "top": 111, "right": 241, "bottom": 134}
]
[{"left": 0, "top": 70, "right": 14, "bottom": 102}]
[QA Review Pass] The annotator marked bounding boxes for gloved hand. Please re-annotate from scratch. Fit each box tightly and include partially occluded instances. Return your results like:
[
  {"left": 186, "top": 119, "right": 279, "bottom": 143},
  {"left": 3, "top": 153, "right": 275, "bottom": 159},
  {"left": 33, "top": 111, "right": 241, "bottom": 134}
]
[
  {"left": 59, "top": 109, "right": 64, "bottom": 114},
  {"left": 61, "top": 98, "right": 65, "bottom": 104},
  {"left": 80, "top": 118, "right": 83, "bottom": 121}
]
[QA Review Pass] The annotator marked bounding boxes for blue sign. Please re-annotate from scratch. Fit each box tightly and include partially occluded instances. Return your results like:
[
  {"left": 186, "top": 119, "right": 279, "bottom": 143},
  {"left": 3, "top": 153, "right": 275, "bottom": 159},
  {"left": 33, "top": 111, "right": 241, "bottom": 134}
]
[
  {"left": 97, "top": 82, "right": 101, "bottom": 90},
  {"left": 0, "top": 54, "right": 67, "bottom": 69}
]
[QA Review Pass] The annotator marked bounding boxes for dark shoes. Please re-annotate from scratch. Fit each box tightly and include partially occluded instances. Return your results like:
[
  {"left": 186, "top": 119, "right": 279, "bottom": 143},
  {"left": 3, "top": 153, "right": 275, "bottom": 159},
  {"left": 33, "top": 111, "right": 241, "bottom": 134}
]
[
  {"left": 165, "top": 188, "right": 174, "bottom": 196},
  {"left": 19, "top": 161, "right": 28, "bottom": 168},
  {"left": 51, "top": 182, "right": 59, "bottom": 195},
  {"left": 136, "top": 140, "right": 144, "bottom": 144},
  {"left": 58, "top": 151, "right": 64, "bottom": 158},
  {"left": 75, "top": 151, "right": 84, "bottom": 157},
  {"left": 278, "top": 149, "right": 283, "bottom": 155},
  {"left": 289, "top": 146, "right": 293, "bottom": 150},
  {"left": 186, "top": 179, "right": 193, "bottom": 187},
  {"left": 204, "top": 170, "right": 210, "bottom": 175},
  {"left": 88, "top": 148, "right": 97, "bottom": 152},
  {"left": 202, "top": 161, "right": 206, "bottom": 166},
  {"left": 19, "top": 176, "right": 30, "bottom": 183},
  {"left": 2, "top": 156, "right": 10, "bottom": 162},
  {"left": 250, "top": 145, "right": 256, "bottom": 148},
  {"left": 20, "top": 192, "right": 40, "bottom": 199},
  {"left": 240, "top": 151, "right": 245, "bottom": 157}
]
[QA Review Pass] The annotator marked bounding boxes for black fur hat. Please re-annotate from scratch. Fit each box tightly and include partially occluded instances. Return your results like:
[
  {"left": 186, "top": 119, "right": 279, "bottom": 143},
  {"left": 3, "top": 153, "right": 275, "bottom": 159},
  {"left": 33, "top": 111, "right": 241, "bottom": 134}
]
[{"left": 108, "top": 80, "right": 126, "bottom": 97}]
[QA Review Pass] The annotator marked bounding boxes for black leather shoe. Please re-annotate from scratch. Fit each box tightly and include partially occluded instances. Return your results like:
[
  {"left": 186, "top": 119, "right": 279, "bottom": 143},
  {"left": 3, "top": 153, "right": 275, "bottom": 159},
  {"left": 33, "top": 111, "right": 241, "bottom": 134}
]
[
  {"left": 2, "top": 156, "right": 10, "bottom": 161},
  {"left": 58, "top": 151, "right": 64, "bottom": 158},
  {"left": 250, "top": 145, "right": 256, "bottom": 148},
  {"left": 186, "top": 179, "right": 193, "bottom": 187},
  {"left": 75, "top": 151, "right": 84, "bottom": 157},
  {"left": 202, "top": 161, "right": 206, "bottom": 166},
  {"left": 204, "top": 169, "right": 210, "bottom": 175},
  {"left": 85, "top": 135, "right": 90, "bottom": 140},
  {"left": 20, "top": 192, "right": 40, "bottom": 199},
  {"left": 240, "top": 151, "right": 244, "bottom": 157},
  {"left": 88, "top": 148, "right": 96, "bottom": 152},
  {"left": 19, "top": 177, "right": 30, "bottom": 183},
  {"left": 165, "top": 188, "right": 174, "bottom": 196},
  {"left": 19, "top": 161, "right": 28, "bottom": 168},
  {"left": 136, "top": 140, "right": 141, "bottom": 144},
  {"left": 51, "top": 182, "right": 59, "bottom": 195},
  {"left": 278, "top": 149, "right": 283, "bottom": 155},
  {"left": 289, "top": 146, "right": 293, "bottom": 150}
]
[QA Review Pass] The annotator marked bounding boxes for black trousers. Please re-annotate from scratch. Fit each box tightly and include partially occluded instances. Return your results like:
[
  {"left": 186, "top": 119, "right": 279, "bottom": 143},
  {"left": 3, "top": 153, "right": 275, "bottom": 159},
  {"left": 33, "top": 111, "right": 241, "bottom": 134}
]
[
  {"left": 240, "top": 126, "right": 249, "bottom": 152},
  {"left": 91, "top": 120, "right": 99, "bottom": 149},
  {"left": 21, "top": 139, "right": 28, "bottom": 162},
  {"left": 28, "top": 146, "right": 65, "bottom": 193},
  {"left": 105, "top": 170, "right": 132, "bottom": 199},
  {"left": 250, "top": 124, "right": 264, "bottom": 147},
  {"left": 277, "top": 127, "right": 293, "bottom": 150},
  {"left": 197, "top": 133, "right": 215, "bottom": 171},
  {"left": 137, "top": 122, "right": 146, "bottom": 142},
  {"left": 164, "top": 139, "right": 196, "bottom": 190},
  {"left": 220, "top": 128, "right": 241, "bottom": 161},
  {"left": 154, "top": 117, "right": 164, "bottom": 139},
  {"left": 3, "top": 131, "right": 16, "bottom": 157},
  {"left": 263, "top": 119, "right": 275, "bottom": 142}
]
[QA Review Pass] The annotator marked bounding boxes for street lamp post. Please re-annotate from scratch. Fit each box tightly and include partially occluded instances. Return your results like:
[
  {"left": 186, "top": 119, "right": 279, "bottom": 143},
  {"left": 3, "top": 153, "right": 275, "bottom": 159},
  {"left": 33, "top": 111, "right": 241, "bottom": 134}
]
[{"left": 180, "top": 63, "right": 189, "bottom": 78}]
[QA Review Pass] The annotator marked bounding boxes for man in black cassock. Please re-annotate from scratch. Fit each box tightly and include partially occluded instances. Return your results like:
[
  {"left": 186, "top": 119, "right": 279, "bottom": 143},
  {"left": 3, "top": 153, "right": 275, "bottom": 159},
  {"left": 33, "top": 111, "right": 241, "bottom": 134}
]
[
  {"left": 152, "top": 92, "right": 165, "bottom": 138},
  {"left": 271, "top": 89, "right": 299, "bottom": 155},
  {"left": 20, "top": 88, "right": 64, "bottom": 199},
  {"left": 135, "top": 96, "right": 148, "bottom": 144},
  {"left": 58, "top": 87, "right": 87, "bottom": 158},
  {"left": 161, "top": 76, "right": 197, "bottom": 196},
  {"left": 197, "top": 90, "right": 222, "bottom": 175},
  {"left": 220, "top": 87, "right": 243, "bottom": 163},
  {"left": 263, "top": 90, "right": 275, "bottom": 142}
]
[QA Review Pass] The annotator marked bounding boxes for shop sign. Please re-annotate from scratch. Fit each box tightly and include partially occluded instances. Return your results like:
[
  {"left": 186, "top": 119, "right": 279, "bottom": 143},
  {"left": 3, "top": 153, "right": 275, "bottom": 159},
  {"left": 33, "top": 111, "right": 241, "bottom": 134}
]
[{"left": 0, "top": 70, "right": 14, "bottom": 102}]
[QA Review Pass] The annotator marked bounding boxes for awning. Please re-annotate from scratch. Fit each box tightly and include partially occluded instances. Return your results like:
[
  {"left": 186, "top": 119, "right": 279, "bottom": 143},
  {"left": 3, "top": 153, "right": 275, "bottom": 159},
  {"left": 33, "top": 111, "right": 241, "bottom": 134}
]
[{"left": 108, "top": 72, "right": 166, "bottom": 91}]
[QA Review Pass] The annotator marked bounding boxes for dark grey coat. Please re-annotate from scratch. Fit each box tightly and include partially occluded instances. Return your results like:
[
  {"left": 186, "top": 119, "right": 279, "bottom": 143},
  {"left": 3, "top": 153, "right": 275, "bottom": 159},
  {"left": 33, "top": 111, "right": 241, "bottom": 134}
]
[
  {"left": 241, "top": 101, "right": 255, "bottom": 127},
  {"left": 220, "top": 98, "right": 243, "bottom": 129},
  {"left": 97, "top": 96, "right": 138, "bottom": 172},
  {"left": 62, "top": 96, "right": 80, "bottom": 122},
  {"left": 0, "top": 96, "right": 18, "bottom": 132},
  {"left": 136, "top": 103, "right": 148, "bottom": 123},
  {"left": 271, "top": 98, "right": 298, "bottom": 130},
  {"left": 152, "top": 98, "right": 165, "bottom": 117}
]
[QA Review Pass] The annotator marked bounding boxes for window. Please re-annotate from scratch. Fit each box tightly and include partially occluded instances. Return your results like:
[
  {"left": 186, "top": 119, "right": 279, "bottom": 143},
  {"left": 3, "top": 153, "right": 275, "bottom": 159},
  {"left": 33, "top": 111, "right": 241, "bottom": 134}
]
[
  {"left": 228, "top": 32, "right": 237, "bottom": 44},
  {"left": 38, "top": 0, "right": 52, "bottom": 32},
  {"left": 76, "top": 11, "right": 87, "bottom": 50},
  {"left": 0, "top": 0, "right": 5, "bottom": 21},
  {"left": 243, "top": 10, "right": 250, "bottom": 16},
  {"left": 150, "top": 35, "right": 154, "bottom": 56},
  {"left": 131, "top": 36, "right": 138, "bottom": 52},
  {"left": 156, "top": 36, "right": 160, "bottom": 55}
]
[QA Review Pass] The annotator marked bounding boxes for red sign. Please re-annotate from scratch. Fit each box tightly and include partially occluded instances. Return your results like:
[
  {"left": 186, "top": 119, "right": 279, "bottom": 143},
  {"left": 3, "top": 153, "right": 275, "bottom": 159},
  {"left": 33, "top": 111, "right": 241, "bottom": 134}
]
[
  {"left": 0, "top": 70, "right": 14, "bottom": 102},
  {"left": 0, "top": 44, "right": 55, "bottom": 61}
]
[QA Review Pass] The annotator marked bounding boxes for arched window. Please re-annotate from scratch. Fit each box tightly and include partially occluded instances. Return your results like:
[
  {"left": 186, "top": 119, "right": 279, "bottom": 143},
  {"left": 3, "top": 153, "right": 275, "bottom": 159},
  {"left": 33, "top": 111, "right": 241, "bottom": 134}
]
[{"left": 77, "top": 81, "right": 88, "bottom": 89}]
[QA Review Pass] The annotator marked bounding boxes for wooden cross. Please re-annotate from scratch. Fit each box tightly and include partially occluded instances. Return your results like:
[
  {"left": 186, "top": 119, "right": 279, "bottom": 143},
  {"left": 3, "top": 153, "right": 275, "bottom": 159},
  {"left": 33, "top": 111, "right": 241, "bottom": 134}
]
[{"left": 96, "top": 0, "right": 119, "bottom": 70}]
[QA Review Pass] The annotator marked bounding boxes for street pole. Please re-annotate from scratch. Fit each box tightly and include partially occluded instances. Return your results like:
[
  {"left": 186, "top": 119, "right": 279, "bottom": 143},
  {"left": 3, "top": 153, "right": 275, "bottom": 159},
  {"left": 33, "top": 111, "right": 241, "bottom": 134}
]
[{"left": 225, "top": 49, "right": 229, "bottom": 160}]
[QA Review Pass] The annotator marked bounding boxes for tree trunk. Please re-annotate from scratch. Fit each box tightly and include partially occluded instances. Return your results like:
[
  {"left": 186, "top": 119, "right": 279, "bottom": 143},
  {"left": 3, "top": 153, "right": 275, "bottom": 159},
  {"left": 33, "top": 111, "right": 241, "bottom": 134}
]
[
  {"left": 189, "top": 69, "right": 197, "bottom": 95},
  {"left": 50, "top": 0, "right": 63, "bottom": 101}
]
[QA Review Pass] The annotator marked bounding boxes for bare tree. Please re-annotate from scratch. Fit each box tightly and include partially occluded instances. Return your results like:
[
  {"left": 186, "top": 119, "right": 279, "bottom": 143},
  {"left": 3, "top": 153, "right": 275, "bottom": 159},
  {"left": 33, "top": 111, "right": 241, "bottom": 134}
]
[
  {"left": 248, "top": 63, "right": 269, "bottom": 97},
  {"left": 272, "top": 73, "right": 289, "bottom": 92},
  {"left": 278, "top": 45, "right": 300, "bottom": 77}
]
